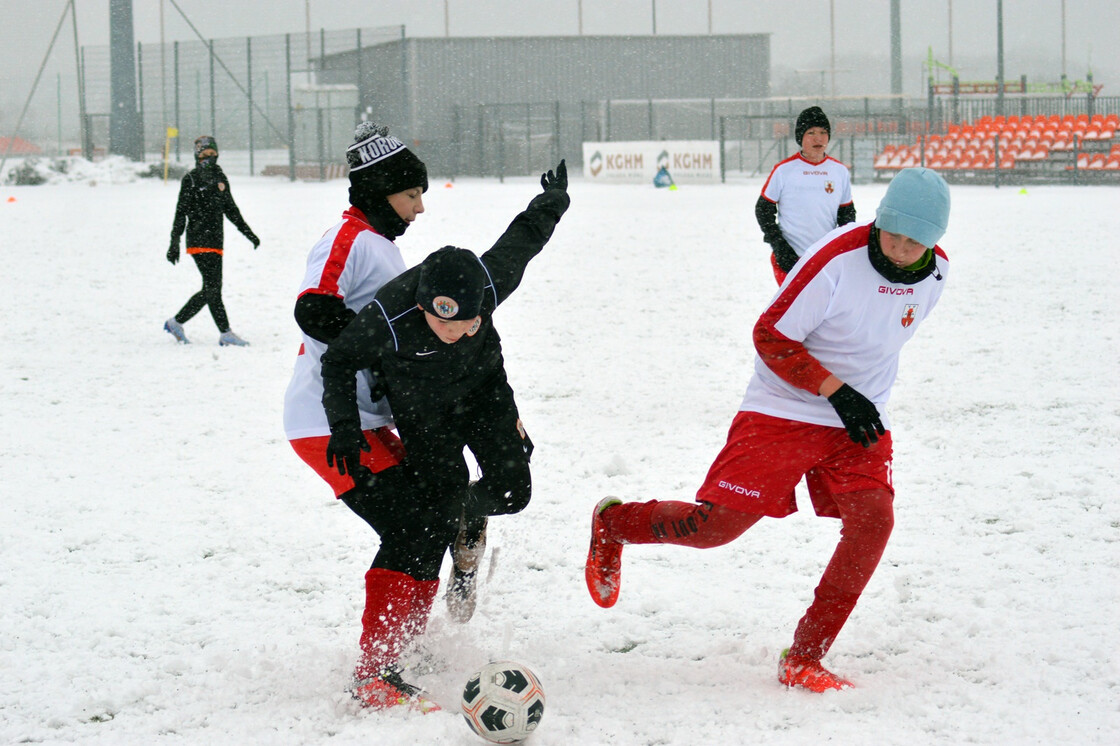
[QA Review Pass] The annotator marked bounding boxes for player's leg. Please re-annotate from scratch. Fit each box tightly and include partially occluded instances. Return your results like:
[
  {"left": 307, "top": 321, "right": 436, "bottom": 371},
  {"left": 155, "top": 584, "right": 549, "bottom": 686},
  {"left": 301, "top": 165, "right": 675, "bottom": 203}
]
[
  {"left": 446, "top": 373, "right": 534, "bottom": 621},
  {"left": 781, "top": 431, "right": 895, "bottom": 692},
  {"left": 195, "top": 251, "right": 230, "bottom": 332},
  {"left": 586, "top": 411, "right": 809, "bottom": 608},
  {"left": 353, "top": 487, "right": 458, "bottom": 711},
  {"left": 170, "top": 252, "right": 211, "bottom": 326}
]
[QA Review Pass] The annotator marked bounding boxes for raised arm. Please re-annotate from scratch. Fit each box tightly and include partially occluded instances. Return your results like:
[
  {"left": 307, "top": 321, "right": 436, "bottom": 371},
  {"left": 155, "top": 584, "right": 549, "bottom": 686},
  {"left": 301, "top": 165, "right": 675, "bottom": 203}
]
[{"left": 479, "top": 160, "right": 570, "bottom": 306}]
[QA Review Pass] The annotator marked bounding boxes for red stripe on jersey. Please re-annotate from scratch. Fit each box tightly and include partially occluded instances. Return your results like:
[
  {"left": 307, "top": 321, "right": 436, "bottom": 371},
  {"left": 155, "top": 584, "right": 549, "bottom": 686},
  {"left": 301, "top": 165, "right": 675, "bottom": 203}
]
[
  {"left": 305, "top": 206, "right": 381, "bottom": 299},
  {"left": 753, "top": 224, "right": 872, "bottom": 393},
  {"left": 759, "top": 153, "right": 802, "bottom": 196}
]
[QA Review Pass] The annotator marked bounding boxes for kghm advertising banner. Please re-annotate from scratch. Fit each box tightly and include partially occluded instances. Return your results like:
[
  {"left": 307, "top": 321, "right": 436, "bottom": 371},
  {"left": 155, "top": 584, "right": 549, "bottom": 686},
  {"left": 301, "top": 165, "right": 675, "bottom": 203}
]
[{"left": 582, "top": 141, "right": 721, "bottom": 184}]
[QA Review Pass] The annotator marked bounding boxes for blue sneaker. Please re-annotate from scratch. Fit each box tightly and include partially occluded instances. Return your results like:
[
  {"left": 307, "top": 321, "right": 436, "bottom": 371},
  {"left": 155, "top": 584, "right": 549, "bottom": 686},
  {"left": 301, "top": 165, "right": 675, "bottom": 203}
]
[
  {"left": 164, "top": 318, "right": 189, "bottom": 344},
  {"left": 218, "top": 330, "right": 249, "bottom": 347}
]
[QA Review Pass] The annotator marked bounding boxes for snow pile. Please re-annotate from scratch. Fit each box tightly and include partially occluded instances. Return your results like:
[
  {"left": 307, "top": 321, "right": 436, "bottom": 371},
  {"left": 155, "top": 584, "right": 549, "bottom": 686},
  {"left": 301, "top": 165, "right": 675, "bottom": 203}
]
[{"left": 2, "top": 155, "right": 175, "bottom": 186}]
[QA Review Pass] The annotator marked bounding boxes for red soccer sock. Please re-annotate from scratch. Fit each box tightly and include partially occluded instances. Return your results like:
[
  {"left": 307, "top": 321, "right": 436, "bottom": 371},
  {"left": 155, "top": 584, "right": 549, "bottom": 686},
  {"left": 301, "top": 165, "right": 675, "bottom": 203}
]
[
  {"left": 603, "top": 500, "right": 761, "bottom": 548},
  {"left": 788, "top": 489, "right": 894, "bottom": 660},
  {"left": 407, "top": 578, "right": 440, "bottom": 637},
  {"left": 356, "top": 568, "right": 421, "bottom": 680}
]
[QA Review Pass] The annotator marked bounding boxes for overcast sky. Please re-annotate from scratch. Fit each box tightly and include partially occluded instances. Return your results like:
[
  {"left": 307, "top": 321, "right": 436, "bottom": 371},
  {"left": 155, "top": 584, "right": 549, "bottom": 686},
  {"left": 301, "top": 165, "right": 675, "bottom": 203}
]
[{"left": 2, "top": 0, "right": 1118, "bottom": 137}]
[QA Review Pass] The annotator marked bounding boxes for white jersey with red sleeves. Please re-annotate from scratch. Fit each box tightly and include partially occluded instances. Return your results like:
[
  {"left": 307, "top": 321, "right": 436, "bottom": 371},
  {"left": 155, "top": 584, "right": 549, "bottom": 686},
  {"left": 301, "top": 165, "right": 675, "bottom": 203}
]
[
  {"left": 759, "top": 154, "right": 853, "bottom": 255},
  {"left": 283, "top": 207, "right": 408, "bottom": 440},
  {"left": 741, "top": 221, "right": 948, "bottom": 431}
]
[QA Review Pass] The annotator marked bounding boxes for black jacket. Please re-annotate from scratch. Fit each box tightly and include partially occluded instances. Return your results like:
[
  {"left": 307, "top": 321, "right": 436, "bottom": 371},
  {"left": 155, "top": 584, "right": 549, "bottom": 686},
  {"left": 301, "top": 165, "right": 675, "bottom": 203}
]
[
  {"left": 320, "top": 188, "right": 569, "bottom": 455},
  {"left": 170, "top": 164, "right": 255, "bottom": 249}
]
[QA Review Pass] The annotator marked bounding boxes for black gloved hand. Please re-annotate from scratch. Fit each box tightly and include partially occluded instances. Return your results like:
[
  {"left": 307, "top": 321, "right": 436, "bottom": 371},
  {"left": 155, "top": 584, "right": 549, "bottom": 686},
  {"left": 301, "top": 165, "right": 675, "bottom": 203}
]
[
  {"left": 247, "top": 232, "right": 260, "bottom": 249},
  {"left": 325, "top": 420, "right": 370, "bottom": 476},
  {"left": 827, "top": 384, "right": 885, "bottom": 448},
  {"left": 770, "top": 238, "right": 799, "bottom": 273},
  {"left": 541, "top": 159, "right": 567, "bottom": 192},
  {"left": 167, "top": 241, "right": 180, "bottom": 265}
]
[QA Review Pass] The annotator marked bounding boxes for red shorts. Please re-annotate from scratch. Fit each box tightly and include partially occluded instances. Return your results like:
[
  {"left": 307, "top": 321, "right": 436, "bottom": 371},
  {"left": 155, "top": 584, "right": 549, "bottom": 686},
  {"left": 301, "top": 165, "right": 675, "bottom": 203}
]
[
  {"left": 695, "top": 411, "right": 893, "bottom": 519},
  {"left": 289, "top": 427, "right": 405, "bottom": 497},
  {"left": 770, "top": 252, "right": 788, "bottom": 285}
]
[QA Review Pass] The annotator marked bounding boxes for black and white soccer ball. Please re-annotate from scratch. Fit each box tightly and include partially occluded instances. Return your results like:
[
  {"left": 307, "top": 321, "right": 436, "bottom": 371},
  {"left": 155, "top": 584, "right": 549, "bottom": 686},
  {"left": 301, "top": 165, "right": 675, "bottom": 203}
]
[{"left": 460, "top": 661, "right": 546, "bottom": 744}]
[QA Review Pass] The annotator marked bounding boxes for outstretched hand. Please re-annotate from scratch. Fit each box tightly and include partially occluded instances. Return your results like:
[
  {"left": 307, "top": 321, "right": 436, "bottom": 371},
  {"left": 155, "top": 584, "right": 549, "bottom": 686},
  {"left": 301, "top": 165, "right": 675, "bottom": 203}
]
[{"left": 541, "top": 159, "right": 567, "bottom": 192}]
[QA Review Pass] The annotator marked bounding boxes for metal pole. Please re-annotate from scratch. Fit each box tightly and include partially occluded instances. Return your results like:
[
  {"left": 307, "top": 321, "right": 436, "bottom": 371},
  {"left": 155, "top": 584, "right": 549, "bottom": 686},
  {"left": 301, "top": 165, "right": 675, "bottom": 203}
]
[
  {"left": 948, "top": 0, "right": 953, "bottom": 67},
  {"left": 137, "top": 42, "right": 145, "bottom": 158},
  {"left": 830, "top": 0, "right": 836, "bottom": 97},
  {"left": 890, "top": 0, "right": 902, "bottom": 114},
  {"left": 247, "top": 36, "right": 254, "bottom": 176},
  {"left": 996, "top": 0, "right": 1005, "bottom": 118},
  {"left": 1061, "top": 0, "right": 1066, "bottom": 78},
  {"left": 160, "top": 0, "right": 167, "bottom": 133},
  {"left": 57, "top": 73, "right": 62, "bottom": 156},
  {"left": 109, "top": 0, "right": 142, "bottom": 159},
  {"left": 70, "top": 0, "right": 89, "bottom": 159},
  {"left": 209, "top": 39, "right": 216, "bottom": 134},
  {"left": 356, "top": 28, "right": 364, "bottom": 128},
  {"left": 174, "top": 41, "right": 180, "bottom": 161},
  {"left": 286, "top": 33, "right": 296, "bottom": 181},
  {"left": 317, "top": 107, "right": 325, "bottom": 181}
]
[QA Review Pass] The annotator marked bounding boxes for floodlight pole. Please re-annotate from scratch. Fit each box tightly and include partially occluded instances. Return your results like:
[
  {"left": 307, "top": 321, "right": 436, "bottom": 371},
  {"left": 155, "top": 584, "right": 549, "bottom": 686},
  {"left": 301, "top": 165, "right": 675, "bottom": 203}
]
[
  {"left": 109, "top": 0, "right": 142, "bottom": 160},
  {"left": 996, "top": 0, "right": 1005, "bottom": 117}
]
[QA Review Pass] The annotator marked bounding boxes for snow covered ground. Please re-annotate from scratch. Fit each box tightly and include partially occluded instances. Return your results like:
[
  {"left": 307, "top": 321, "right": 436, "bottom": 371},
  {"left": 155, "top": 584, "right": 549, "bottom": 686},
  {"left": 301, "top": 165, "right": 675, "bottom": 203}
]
[{"left": 1, "top": 160, "right": 1117, "bottom": 745}]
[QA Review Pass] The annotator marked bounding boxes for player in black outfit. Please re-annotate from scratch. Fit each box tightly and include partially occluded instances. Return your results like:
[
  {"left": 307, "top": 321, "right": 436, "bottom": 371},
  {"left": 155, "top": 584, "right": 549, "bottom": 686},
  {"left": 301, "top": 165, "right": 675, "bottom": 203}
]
[
  {"left": 318, "top": 160, "right": 569, "bottom": 711},
  {"left": 164, "top": 135, "right": 259, "bottom": 346}
]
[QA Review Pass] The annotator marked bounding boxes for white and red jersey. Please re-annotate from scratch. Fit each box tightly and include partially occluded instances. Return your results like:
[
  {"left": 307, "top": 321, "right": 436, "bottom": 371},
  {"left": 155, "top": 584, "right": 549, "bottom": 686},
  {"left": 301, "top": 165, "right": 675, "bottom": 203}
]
[
  {"left": 283, "top": 207, "right": 408, "bottom": 440},
  {"left": 741, "top": 221, "right": 948, "bottom": 431},
  {"left": 759, "top": 154, "right": 853, "bottom": 255}
]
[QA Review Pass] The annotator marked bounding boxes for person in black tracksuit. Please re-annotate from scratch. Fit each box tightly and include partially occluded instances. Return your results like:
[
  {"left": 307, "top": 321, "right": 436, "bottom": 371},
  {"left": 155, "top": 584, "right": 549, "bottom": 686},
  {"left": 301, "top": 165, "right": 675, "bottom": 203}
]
[
  {"left": 318, "top": 160, "right": 569, "bottom": 707},
  {"left": 164, "top": 135, "right": 259, "bottom": 346}
]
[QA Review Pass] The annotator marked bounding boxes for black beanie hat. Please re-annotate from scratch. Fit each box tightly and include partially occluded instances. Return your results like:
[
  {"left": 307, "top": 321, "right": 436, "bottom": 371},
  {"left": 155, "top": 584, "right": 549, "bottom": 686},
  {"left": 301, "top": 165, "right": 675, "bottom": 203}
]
[
  {"left": 795, "top": 107, "right": 831, "bottom": 145},
  {"left": 346, "top": 123, "right": 428, "bottom": 197},
  {"left": 415, "top": 247, "right": 487, "bottom": 321},
  {"left": 194, "top": 135, "right": 218, "bottom": 160}
]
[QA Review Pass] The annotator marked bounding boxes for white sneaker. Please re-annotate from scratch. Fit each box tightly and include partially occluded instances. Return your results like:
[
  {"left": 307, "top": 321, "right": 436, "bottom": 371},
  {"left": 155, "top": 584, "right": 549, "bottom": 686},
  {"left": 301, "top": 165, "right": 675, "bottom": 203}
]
[
  {"left": 218, "top": 330, "right": 249, "bottom": 346},
  {"left": 164, "top": 318, "right": 189, "bottom": 344},
  {"left": 446, "top": 516, "right": 487, "bottom": 623}
]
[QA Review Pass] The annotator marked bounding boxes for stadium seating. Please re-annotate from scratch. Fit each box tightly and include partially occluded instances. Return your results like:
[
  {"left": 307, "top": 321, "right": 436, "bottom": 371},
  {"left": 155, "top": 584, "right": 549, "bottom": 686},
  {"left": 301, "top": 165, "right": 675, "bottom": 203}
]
[{"left": 873, "top": 112, "right": 1118, "bottom": 180}]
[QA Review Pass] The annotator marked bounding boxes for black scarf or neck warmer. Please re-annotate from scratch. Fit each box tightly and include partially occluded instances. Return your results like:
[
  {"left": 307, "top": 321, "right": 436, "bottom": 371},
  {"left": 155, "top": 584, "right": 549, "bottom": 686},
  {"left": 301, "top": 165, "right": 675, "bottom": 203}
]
[
  {"left": 349, "top": 182, "right": 408, "bottom": 240},
  {"left": 868, "top": 225, "right": 940, "bottom": 285}
]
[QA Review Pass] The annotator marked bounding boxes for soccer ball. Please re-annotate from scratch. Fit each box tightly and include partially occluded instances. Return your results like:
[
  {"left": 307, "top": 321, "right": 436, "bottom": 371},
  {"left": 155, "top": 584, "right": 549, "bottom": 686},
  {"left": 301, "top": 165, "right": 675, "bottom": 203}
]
[{"left": 460, "top": 660, "right": 546, "bottom": 744}]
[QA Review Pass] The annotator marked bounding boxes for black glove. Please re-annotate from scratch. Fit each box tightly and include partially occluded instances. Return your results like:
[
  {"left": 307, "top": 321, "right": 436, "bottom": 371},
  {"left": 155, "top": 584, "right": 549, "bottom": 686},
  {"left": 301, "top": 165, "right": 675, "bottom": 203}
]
[
  {"left": 827, "top": 384, "right": 885, "bottom": 448},
  {"left": 247, "top": 232, "right": 260, "bottom": 249},
  {"left": 325, "top": 420, "right": 370, "bottom": 476},
  {"left": 167, "top": 241, "right": 180, "bottom": 265},
  {"left": 540, "top": 159, "right": 567, "bottom": 192},
  {"left": 770, "top": 238, "right": 799, "bottom": 273}
]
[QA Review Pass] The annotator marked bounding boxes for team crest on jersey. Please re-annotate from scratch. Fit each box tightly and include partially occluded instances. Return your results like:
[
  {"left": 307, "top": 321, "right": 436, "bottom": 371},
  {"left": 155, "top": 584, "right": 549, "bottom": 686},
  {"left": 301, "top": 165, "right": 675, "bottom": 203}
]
[
  {"left": 825, "top": 180, "right": 834, "bottom": 194},
  {"left": 901, "top": 304, "right": 918, "bottom": 327},
  {"left": 433, "top": 295, "right": 459, "bottom": 319}
]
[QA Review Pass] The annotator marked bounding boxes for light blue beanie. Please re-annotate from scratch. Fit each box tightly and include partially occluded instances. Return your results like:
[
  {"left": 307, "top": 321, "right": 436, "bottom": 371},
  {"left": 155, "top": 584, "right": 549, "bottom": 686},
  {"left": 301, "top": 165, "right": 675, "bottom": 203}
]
[{"left": 875, "top": 167, "right": 951, "bottom": 248}]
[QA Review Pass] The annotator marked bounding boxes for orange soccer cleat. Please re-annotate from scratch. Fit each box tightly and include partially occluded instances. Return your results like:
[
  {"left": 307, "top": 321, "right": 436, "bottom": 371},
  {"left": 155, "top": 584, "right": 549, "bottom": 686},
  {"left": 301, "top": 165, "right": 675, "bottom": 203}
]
[
  {"left": 778, "top": 649, "right": 854, "bottom": 693},
  {"left": 585, "top": 497, "right": 624, "bottom": 608},
  {"left": 351, "top": 667, "right": 441, "bottom": 713}
]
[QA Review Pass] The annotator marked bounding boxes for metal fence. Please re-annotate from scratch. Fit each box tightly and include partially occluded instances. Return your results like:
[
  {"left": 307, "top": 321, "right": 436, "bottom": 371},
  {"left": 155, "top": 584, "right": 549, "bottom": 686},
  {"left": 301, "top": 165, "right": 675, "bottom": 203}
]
[
  {"left": 72, "top": 25, "right": 1119, "bottom": 183},
  {"left": 717, "top": 94, "right": 1120, "bottom": 183},
  {"left": 78, "top": 26, "right": 402, "bottom": 175}
]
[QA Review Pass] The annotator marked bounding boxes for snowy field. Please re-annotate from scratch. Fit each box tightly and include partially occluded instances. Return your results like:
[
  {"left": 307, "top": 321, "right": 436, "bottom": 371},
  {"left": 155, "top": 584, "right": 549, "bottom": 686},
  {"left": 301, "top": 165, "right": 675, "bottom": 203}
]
[{"left": 1, "top": 160, "right": 1118, "bottom": 745}]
